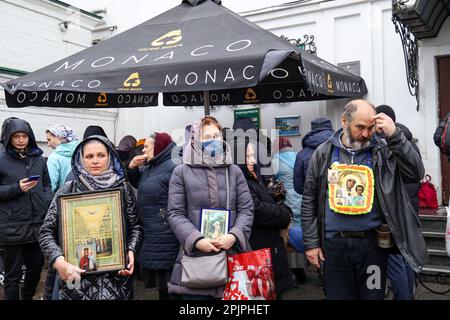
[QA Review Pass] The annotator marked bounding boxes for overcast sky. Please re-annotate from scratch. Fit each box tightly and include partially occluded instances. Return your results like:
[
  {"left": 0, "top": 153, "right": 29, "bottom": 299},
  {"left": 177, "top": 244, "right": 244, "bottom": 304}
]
[{"left": 65, "top": 0, "right": 287, "bottom": 32}]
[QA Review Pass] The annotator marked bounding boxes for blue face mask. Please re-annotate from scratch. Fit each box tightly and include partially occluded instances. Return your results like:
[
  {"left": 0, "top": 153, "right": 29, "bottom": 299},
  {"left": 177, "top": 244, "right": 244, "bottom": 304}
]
[{"left": 201, "top": 140, "right": 223, "bottom": 157}]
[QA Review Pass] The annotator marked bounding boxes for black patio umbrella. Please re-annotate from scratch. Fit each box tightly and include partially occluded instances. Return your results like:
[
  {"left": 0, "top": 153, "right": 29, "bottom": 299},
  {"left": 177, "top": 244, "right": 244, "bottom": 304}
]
[{"left": 2, "top": 0, "right": 367, "bottom": 114}]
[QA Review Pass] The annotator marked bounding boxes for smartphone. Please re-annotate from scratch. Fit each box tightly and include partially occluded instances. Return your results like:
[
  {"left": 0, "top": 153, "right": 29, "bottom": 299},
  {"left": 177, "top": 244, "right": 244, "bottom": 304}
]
[{"left": 27, "top": 175, "right": 40, "bottom": 182}]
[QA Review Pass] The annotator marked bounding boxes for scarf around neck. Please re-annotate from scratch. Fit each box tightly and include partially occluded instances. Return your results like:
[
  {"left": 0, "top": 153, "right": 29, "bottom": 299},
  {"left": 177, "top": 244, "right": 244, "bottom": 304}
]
[{"left": 77, "top": 149, "right": 121, "bottom": 191}]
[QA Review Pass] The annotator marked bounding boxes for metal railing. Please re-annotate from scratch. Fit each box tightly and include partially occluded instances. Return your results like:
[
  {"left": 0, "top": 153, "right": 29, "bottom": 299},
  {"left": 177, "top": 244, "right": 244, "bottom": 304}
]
[{"left": 392, "top": 0, "right": 419, "bottom": 110}]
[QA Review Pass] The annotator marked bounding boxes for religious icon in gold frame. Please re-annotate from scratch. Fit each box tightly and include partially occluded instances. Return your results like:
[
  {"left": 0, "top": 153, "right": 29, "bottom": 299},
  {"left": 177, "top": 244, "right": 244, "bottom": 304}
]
[{"left": 58, "top": 189, "right": 126, "bottom": 275}]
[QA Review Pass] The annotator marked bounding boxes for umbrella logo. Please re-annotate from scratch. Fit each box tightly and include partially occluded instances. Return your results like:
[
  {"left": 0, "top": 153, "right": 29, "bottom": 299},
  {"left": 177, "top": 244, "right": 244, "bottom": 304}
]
[
  {"left": 327, "top": 74, "right": 334, "bottom": 93},
  {"left": 98, "top": 93, "right": 107, "bottom": 103},
  {"left": 151, "top": 29, "right": 183, "bottom": 48},
  {"left": 123, "top": 73, "right": 141, "bottom": 88},
  {"left": 95, "top": 92, "right": 108, "bottom": 107},
  {"left": 244, "top": 88, "right": 259, "bottom": 103}
]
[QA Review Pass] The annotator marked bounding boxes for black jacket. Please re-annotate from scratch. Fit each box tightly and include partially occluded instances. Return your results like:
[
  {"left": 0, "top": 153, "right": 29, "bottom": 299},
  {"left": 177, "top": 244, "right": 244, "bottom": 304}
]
[
  {"left": 244, "top": 173, "right": 296, "bottom": 296},
  {"left": 235, "top": 137, "right": 295, "bottom": 297},
  {"left": 396, "top": 123, "right": 421, "bottom": 212},
  {"left": 293, "top": 122, "right": 334, "bottom": 195},
  {"left": 127, "top": 142, "right": 179, "bottom": 270},
  {"left": 434, "top": 113, "right": 450, "bottom": 160},
  {"left": 0, "top": 119, "right": 53, "bottom": 245},
  {"left": 39, "top": 135, "right": 143, "bottom": 300},
  {"left": 301, "top": 128, "right": 427, "bottom": 272}
]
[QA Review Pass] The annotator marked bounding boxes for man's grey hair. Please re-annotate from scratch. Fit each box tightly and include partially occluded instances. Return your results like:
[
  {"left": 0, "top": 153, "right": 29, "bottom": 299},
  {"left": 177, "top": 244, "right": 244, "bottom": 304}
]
[{"left": 342, "top": 100, "right": 376, "bottom": 123}]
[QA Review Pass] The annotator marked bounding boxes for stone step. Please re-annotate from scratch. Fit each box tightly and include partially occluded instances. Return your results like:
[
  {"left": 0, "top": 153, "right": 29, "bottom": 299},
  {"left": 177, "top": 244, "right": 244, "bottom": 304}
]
[
  {"left": 410, "top": 211, "right": 450, "bottom": 283},
  {"left": 419, "top": 215, "right": 447, "bottom": 233},
  {"left": 425, "top": 237, "right": 446, "bottom": 251},
  {"left": 428, "top": 249, "right": 449, "bottom": 256},
  {"left": 423, "top": 231, "right": 445, "bottom": 238},
  {"left": 420, "top": 264, "right": 450, "bottom": 276},
  {"left": 425, "top": 250, "right": 450, "bottom": 268},
  {"left": 419, "top": 264, "right": 450, "bottom": 285},
  {"left": 424, "top": 232, "right": 446, "bottom": 251}
]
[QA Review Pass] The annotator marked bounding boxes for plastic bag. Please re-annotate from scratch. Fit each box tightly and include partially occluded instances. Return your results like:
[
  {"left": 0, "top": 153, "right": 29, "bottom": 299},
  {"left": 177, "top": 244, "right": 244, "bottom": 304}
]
[
  {"left": 223, "top": 248, "right": 276, "bottom": 300},
  {"left": 418, "top": 174, "right": 438, "bottom": 209}
]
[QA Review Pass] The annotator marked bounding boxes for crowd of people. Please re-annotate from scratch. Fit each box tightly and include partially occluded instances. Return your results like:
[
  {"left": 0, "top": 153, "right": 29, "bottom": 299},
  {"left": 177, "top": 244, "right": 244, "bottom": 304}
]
[{"left": 0, "top": 98, "right": 438, "bottom": 300}]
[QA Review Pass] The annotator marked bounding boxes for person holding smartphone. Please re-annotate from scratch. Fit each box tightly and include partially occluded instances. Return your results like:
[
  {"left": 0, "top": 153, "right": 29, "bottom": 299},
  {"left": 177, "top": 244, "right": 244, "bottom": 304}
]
[{"left": 0, "top": 118, "right": 53, "bottom": 300}]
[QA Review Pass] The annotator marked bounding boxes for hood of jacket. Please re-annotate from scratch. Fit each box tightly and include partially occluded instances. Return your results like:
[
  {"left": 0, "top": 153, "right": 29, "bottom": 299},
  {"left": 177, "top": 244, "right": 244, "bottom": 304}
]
[
  {"left": 183, "top": 119, "right": 232, "bottom": 168},
  {"left": 3, "top": 118, "right": 42, "bottom": 158},
  {"left": 302, "top": 127, "right": 334, "bottom": 149},
  {"left": 396, "top": 122, "right": 413, "bottom": 141},
  {"left": 147, "top": 141, "right": 177, "bottom": 167},
  {"left": 55, "top": 140, "right": 79, "bottom": 158},
  {"left": 71, "top": 135, "right": 125, "bottom": 182},
  {"left": 311, "top": 117, "right": 333, "bottom": 130}
]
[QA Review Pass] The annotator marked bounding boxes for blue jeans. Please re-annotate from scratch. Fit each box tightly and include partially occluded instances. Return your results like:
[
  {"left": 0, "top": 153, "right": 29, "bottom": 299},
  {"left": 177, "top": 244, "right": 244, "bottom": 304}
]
[
  {"left": 323, "top": 231, "right": 388, "bottom": 300},
  {"left": 387, "top": 254, "right": 416, "bottom": 300}
]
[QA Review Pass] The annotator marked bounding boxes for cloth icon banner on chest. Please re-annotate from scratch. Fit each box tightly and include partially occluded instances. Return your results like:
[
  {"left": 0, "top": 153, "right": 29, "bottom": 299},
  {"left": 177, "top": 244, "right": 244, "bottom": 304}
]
[{"left": 328, "top": 163, "right": 374, "bottom": 215}]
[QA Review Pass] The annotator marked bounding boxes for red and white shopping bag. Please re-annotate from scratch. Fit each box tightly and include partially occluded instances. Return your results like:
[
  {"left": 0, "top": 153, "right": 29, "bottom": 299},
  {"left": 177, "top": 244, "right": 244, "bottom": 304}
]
[{"left": 223, "top": 248, "right": 276, "bottom": 300}]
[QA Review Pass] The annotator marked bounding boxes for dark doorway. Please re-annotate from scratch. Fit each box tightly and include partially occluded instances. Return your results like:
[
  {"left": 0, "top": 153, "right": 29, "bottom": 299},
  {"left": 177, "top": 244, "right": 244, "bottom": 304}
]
[{"left": 438, "top": 56, "right": 450, "bottom": 205}]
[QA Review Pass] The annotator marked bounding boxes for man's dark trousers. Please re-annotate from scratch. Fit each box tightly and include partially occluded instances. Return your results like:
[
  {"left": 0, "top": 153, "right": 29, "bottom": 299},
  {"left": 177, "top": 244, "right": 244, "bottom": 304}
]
[
  {"left": 323, "top": 231, "right": 388, "bottom": 300},
  {"left": 3, "top": 242, "right": 44, "bottom": 300}
]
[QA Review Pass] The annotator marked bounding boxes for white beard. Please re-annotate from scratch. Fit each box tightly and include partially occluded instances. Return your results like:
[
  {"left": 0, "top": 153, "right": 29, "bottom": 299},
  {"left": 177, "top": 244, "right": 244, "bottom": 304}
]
[{"left": 343, "top": 127, "right": 370, "bottom": 150}]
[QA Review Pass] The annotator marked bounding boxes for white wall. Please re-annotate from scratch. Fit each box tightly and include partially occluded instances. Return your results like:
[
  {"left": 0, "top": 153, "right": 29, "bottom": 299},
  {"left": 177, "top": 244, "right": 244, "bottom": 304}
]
[
  {"left": 0, "top": 0, "right": 117, "bottom": 156},
  {"left": 243, "top": 0, "right": 419, "bottom": 145},
  {"left": 0, "top": 0, "right": 101, "bottom": 71},
  {"left": 419, "top": 18, "right": 450, "bottom": 204}
]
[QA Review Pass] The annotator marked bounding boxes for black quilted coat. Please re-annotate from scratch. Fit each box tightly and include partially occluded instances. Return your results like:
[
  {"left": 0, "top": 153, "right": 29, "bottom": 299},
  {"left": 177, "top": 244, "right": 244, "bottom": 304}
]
[{"left": 39, "top": 136, "right": 143, "bottom": 300}]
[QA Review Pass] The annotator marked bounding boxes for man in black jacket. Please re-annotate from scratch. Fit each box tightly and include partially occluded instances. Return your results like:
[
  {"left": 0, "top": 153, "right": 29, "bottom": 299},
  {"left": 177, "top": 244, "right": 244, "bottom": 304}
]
[
  {"left": 0, "top": 118, "right": 53, "bottom": 300},
  {"left": 301, "top": 99, "right": 426, "bottom": 300}
]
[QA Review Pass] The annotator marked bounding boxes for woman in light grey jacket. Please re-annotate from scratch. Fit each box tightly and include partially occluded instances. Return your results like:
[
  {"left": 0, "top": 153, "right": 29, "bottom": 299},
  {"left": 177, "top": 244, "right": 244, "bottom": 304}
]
[{"left": 167, "top": 116, "right": 254, "bottom": 299}]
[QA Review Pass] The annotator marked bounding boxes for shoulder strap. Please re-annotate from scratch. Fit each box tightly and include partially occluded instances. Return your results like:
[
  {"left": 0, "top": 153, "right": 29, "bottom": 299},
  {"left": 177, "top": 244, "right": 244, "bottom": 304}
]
[{"left": 225, "top": 166, "right": 230, "bottom": 210}]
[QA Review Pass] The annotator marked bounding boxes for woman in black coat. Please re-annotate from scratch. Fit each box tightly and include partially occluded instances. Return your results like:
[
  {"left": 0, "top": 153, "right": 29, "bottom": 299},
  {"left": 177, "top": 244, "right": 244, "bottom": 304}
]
[
  {"left": 39, "top": 135, "right": 143, "bottom": 300},
  {"left": 235, "top": 139, "right": 296, "bottom": 298},
  {"left": 127, "top": 132, "right": 179, "bottom": 300}
]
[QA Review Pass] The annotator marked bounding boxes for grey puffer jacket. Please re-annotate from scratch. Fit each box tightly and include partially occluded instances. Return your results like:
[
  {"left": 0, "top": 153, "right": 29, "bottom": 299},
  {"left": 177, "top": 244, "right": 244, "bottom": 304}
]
[
  {"left": 167, "top": 124, "right": 254, "bottom": 298},
  {"left": 39, "top": 136, "right": 143, "bottom": 300},
  {"left": 301, "top": 128, "right": 427, "bottom": 272}
]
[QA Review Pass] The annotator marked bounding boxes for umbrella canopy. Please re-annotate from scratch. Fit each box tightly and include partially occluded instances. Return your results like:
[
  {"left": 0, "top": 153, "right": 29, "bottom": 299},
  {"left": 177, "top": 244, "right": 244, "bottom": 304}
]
[{"left": 2, "top": 0, "right": 367, "bottom": 110}]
